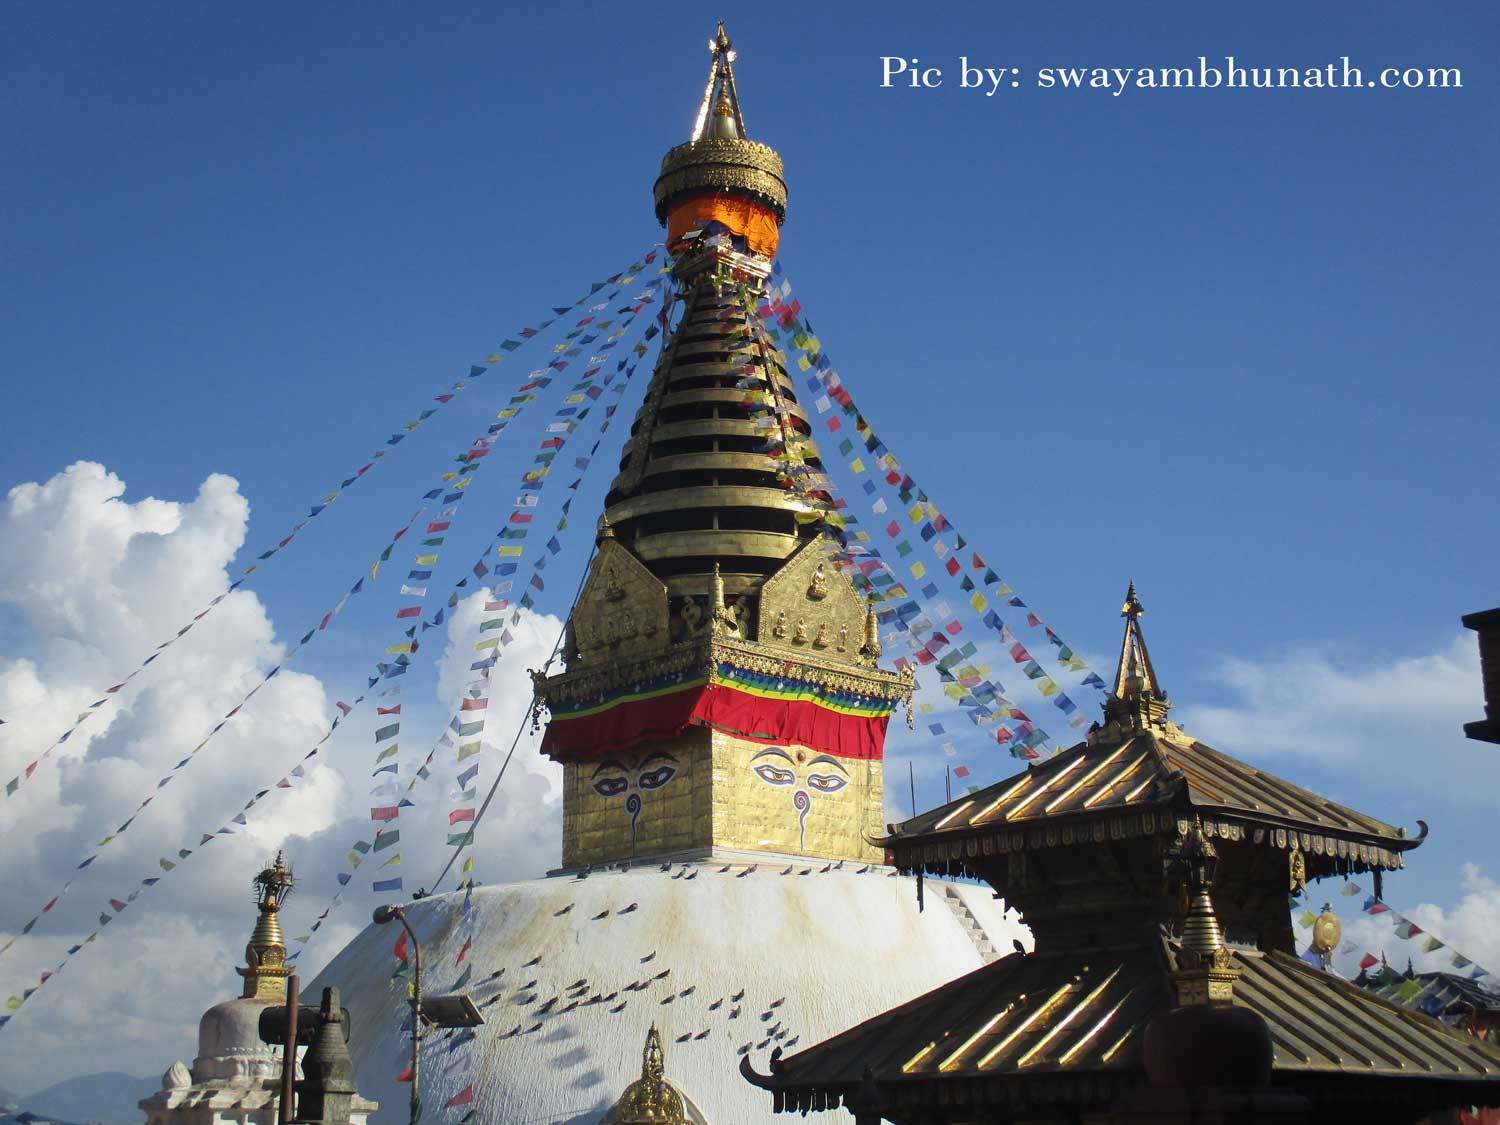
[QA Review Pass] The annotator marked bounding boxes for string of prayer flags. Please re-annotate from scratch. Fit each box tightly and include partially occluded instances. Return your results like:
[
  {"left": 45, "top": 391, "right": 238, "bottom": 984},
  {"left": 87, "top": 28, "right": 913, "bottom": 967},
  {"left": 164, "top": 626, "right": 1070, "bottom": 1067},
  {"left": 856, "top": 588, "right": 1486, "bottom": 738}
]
[
  {"left": 732, "top": 271, "right": 1064, "bottom": 760},
  {"left": 4, "top": 249, "right": 661, "bottom": 806},
  {"left": 764, "top": 262, "right": 1105, "bottom": 707},
  {"left": 1, "top": 259, "right": 671, "bottom": 1030},
  {"left": 0, "top": 500, "right": 439, "bottom": 963},
  {"left": 1341, "top": 879, "right": 1494, "bottom": 982},
  {"left": 288, "top": 278, "right": 664, "bottom": 964}
]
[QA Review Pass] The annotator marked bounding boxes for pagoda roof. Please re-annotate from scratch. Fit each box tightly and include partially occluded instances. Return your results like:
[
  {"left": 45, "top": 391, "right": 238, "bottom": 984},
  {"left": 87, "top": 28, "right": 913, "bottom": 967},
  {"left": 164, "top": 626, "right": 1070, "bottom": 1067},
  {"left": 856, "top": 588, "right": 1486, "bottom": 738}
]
[
  {"left": 882, "top": 724, "right": 1422, "bottom": 875},
  {"left": 744, "top": 940, "right": 1500, "bottom": 1115}
]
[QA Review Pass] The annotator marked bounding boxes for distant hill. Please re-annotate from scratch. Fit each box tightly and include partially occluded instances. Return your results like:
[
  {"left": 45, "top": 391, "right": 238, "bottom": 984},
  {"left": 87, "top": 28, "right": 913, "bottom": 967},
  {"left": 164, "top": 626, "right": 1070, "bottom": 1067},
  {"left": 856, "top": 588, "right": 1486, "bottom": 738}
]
[{"left": 0, "top": 1072, "right": 156, "bottom": 1125}]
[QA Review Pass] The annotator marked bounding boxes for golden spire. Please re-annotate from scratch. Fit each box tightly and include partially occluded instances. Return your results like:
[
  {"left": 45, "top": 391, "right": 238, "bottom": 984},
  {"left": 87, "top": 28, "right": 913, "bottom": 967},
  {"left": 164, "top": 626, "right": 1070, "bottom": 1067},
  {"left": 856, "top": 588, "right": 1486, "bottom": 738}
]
[
  {"left": 654, "top": 24, "right": 786, "bottom": 230},
  {"left": 691, "top": 22, "right": 746, "bottom": 141},
  {"left": 1104, "top": 581, "right": 1170, "bottom": 728},
  {"left": 237, "top": 851, "right": 295, "bottom": 1000},
  {"left": 602, "top": 1025, "right": 688, "bottom": 1124}
]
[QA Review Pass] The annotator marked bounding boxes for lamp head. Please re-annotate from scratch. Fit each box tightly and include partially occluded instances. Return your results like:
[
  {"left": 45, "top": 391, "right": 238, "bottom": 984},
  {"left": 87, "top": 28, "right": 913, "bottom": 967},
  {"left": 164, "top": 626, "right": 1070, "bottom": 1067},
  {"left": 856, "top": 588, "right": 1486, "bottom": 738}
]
[{"left": 372, "top": 904, "right": 404, "bottom": 925}]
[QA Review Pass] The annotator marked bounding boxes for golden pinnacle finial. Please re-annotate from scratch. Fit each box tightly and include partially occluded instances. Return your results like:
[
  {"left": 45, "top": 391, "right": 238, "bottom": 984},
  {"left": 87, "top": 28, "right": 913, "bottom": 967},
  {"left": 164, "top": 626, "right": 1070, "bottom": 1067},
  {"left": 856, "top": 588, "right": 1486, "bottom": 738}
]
[
  {"left": 689, "top": 21, "right": 746, "bottom": 141},
  {"left": 602, "top": 1024, "right": 687, "bottom": 1124},
  {"left": 240, "top": 852, "right": 295, "bottom": 1000},
  {"left": 1105, "top": 581, "right": 1169, "bottom": 728}
]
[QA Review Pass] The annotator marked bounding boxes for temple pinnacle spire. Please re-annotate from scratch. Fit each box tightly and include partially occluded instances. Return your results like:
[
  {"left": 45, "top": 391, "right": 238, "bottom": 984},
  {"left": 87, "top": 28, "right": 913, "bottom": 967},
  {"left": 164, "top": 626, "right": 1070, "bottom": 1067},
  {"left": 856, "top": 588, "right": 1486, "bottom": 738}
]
[
  {"left": 1105, "top": 580, "right": 1170, "bottom": 728},
  {"left": 691, "top": 22, "right": 746, "bottom": 141}
]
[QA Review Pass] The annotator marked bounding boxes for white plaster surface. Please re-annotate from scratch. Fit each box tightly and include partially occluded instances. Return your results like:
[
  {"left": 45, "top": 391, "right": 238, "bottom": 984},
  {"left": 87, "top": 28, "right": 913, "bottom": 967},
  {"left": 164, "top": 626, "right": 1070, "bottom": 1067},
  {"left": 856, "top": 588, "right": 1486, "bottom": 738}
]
[{"left": 311, "top": 863, "right": 1029, "bottom": 1125}]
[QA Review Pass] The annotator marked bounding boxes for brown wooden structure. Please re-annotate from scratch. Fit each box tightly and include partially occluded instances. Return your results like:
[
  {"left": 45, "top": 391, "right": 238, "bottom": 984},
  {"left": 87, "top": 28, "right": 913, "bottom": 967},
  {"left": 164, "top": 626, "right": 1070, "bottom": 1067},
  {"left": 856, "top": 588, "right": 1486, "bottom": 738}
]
[{"left": 744, "top": 587, "right": 1500, "bottom": 1123}]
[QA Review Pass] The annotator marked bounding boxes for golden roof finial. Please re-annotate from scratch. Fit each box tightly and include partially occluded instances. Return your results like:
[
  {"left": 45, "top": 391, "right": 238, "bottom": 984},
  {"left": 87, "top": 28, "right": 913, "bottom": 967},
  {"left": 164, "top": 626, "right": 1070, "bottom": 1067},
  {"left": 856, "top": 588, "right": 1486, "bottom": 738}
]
[
  {"left": 690, "top": 22, "right": 746, "bottom": 141},
  {"left": 1104, "top": 581, "right": 1170, "bottom": 729},
  {"left": 602, "top": 1024, "right": 688, "bottom": 1124},
  {"left": 238, "top": 852, "right": 295, "bottom": 1000}
]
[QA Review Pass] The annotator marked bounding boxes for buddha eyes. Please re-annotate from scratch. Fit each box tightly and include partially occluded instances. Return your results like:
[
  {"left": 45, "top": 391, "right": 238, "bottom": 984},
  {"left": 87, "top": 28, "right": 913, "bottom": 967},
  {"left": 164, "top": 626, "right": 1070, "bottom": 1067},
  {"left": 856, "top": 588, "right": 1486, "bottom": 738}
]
[
  {"left": 637, "top": 764, "right": 678, "bottom": 791},
  {"left": 753, "top": 763, "right": 797, "bottom": 786},
  {"left": 592, "top": 776, "right": 629, "bottom": 798},
  {"left": 591, "top": 760, "right": 679, "bottom": 798},
  {"left": 806, "top": 772, "right": 847, "bottom": 794}
]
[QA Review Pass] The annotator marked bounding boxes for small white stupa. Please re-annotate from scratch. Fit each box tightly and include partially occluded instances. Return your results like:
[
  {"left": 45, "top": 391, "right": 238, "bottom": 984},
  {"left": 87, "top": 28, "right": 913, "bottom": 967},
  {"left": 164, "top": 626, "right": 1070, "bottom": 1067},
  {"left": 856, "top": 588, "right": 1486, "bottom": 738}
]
[{"left": 141, "top": 854, "right": 377, "bottom": 1125}]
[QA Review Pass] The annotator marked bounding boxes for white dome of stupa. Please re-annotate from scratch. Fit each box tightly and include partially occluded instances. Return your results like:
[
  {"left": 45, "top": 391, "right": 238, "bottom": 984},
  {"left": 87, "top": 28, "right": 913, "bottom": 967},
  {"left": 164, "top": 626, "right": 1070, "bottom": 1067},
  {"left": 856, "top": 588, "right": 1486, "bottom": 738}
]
[{"left": 311, "top": 860, "right": 1026, "bottom": 1124}]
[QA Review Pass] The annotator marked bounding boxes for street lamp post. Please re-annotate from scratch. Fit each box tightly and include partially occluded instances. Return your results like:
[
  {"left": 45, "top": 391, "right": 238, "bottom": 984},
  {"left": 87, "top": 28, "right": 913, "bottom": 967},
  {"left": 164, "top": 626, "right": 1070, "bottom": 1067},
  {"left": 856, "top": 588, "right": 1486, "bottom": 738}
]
[
  {"left": 373, "top": 905, "right": 422, "bottom": 1125},
  {"left": 373, "top": 902, "right": 485, "bottom": 1125}
]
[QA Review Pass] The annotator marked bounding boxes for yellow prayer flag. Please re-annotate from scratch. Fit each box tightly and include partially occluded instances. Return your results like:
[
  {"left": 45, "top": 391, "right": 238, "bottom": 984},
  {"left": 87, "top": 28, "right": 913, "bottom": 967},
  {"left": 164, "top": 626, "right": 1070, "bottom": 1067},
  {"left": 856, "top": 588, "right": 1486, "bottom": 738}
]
[
  {"left": 971, "top": 593, "right": 989, "bottom": 612},
  {"left": 910, "top": 562, "right": 926, "bottom": 579},
  {"left": 1038, "top": 680, "right": 1059, "bottom": 697},
  {"left": 849, "top": 458, "right": 865, "bottom": 474}
]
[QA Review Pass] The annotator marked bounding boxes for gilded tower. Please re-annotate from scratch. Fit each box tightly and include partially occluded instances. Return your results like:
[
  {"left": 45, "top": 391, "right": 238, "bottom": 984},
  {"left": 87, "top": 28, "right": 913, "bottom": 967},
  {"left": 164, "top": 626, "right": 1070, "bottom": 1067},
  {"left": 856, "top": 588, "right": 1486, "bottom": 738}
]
[{"left": 534, "top": 26, "right": 912, "bottom": 869}]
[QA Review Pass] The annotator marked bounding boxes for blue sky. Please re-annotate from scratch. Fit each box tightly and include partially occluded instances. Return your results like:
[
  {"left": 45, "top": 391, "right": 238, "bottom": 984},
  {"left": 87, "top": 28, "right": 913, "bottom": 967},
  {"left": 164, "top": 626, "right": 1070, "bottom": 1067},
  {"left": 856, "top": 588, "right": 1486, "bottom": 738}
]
[{"left": 1, "top": 2, "right": 1498, "bottom": 1081}]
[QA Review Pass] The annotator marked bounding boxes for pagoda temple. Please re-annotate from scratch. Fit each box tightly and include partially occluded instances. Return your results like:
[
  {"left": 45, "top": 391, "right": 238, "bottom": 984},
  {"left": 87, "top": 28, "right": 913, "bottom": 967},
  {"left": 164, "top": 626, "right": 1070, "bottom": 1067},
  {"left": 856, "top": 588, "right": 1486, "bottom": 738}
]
[
  {"left": 311, "top": 26, "right": 1027, "bottom": 1123},
  {"left": 743, "top": 587, "right": 1500, "bottom": 1123}
]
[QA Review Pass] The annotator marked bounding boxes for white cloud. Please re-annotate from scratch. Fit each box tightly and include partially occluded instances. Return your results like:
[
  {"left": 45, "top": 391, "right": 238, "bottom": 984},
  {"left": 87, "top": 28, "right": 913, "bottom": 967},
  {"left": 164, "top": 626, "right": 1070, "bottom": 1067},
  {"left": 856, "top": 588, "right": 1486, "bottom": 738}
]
[
  {"left": 1176, "top": 634, "right": 1497, "bottom": 802},
  {"left": 0, "top": 463, "right": 342, "bottom": 1091}
]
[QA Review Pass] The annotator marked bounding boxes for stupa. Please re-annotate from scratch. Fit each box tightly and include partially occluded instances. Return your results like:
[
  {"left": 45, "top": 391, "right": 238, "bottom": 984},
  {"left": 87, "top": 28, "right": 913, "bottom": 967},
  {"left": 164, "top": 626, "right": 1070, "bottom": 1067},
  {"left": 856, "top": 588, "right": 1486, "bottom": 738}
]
[
  {"left": 140, "top": 854, "right": 377, "bottom": 1125},
  {"left": 310, "top": 25, "right": 1027, "bottom": 1125}
]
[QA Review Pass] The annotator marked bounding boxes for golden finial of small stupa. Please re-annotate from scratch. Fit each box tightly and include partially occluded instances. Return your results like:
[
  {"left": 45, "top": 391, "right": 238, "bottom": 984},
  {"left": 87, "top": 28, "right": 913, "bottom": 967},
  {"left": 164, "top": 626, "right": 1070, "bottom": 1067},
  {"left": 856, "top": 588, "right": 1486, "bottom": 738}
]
[
  {"left": 602, "top": 1025, "right": 688, "bottom": 1124},
  {"left": 1169, "top": 818, "right": 1240, "bottom": 1006},
  {"left": 238, "top": 851, "right": 295, "bottom": 1000}
]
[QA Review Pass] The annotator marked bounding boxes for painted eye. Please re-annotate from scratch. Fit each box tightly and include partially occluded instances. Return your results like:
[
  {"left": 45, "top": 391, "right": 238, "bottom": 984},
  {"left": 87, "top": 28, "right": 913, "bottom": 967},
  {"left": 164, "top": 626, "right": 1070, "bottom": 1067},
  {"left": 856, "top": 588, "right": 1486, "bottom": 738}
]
[
  {"left": 592, "top": 776, "right": 629, "bottom": 798},
  {"left": 753, "top": 763, "right": 796, "bottom": 786},
  {"left": 637, "top": 764, "right": 678, "bottom": 791},
  {"left": 806, "top": 772, "right": 848, "bottom": 794}
]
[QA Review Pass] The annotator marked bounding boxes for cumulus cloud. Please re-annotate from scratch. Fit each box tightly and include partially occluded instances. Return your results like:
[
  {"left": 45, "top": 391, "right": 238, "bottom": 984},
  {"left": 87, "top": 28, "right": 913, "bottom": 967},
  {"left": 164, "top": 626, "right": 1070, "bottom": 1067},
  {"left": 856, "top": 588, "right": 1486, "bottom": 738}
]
[{"left": 0, "top": 463, "right": 344, "bottom": 1091}]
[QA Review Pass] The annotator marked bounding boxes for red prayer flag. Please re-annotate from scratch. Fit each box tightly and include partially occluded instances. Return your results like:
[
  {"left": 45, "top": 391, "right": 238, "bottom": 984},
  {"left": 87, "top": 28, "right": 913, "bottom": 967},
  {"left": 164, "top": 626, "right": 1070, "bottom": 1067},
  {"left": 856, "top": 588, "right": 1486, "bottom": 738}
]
[
  {"left": 953, "top": 766, "right": 970, "bottom": 779},
  {"left": 456, "top": 935, "right": 473, "bottom": 965},
  {"left": 394, "top": 1065, "right": 413, "bottom": 1083},
  {"left": 460, "top": 697, "right": 489, "bottom": 711},
  {"left": 393, "top": 930, "right": 408, "bottom": 962},
  {"left": 1358, "top": 953, "right": 1379, "bottom": 970},
  {"left": 378, "top": 705, "right": 402, "bottom": 716},
  {"left": 449, "top": 808, "right": 476, "bottom": 825},
  {"left": 443, "top": 1086, "right": 475, "bottom": 1110},
  {"left": 109, "top": 899, "right": 128, "bottom": 912},
  {"left": 395, "top": 606, "right": 422, "bottom": 619},
  {"left": 945, "top": 557, "right": 960, "bottom": 576}
]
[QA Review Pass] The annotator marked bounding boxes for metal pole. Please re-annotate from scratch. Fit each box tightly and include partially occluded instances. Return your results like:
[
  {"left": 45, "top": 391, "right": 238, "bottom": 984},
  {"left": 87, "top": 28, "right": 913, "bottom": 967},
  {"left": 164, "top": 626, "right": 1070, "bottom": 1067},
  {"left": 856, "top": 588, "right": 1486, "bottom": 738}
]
[
  {"left": 908, "top": 761, "right": 917, "bottom": 818},
  {"left": 279, "top": 973, "right": 299, "bottom": 1125},
  {"left": 405, "top": 915, "right": 421, "bottom": 1125}
]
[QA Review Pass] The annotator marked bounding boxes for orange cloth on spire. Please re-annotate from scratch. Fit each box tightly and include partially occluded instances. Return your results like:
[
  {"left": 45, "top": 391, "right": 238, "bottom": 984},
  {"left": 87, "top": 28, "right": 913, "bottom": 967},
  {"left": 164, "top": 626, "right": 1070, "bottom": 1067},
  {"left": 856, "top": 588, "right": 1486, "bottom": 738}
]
[{"left": 666, "top": 194, "right": 780, "bottom": 258}]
